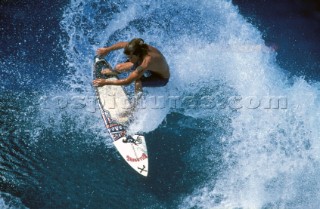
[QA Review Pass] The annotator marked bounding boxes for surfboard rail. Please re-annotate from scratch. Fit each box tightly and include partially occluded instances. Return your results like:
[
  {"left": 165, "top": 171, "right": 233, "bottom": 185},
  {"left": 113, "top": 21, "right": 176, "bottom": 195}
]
[{"left": 93, "top": 56, "right": 148, "bottom": 176}]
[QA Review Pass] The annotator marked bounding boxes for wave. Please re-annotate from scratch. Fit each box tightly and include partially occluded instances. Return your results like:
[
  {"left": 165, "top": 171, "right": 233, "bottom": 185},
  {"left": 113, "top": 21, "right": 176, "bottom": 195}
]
[
  {"left": 0, "top": 192, "right": 29, "bottom": 209},
  {"left": 59, "top": 0, "right": 320, "bottom": 208},
  {"left": 1, "top": 0, "right": 317, "bottom": 208}
]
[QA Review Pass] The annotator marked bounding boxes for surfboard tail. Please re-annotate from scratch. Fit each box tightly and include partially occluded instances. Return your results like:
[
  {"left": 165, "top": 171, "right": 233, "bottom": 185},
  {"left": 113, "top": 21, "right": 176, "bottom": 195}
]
[{"left": 113, "top": 135, "right": 149, "bottom": 177}]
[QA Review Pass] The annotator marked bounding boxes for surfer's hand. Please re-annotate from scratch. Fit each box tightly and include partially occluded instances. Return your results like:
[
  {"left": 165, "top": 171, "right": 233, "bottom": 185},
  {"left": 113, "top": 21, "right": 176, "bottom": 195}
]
[
  {"left": 93, "top": 79, "right": 107, "bottom": 87},
  {"left": 96, "top": 47, "right": 110, "bottom": 56}
]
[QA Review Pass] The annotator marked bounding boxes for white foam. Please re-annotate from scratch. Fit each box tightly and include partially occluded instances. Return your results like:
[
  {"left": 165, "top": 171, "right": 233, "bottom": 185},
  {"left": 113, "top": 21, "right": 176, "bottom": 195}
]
[
  {"left": 176, "top": 1, "right": 320, "bottom": 209},
  {"left": 58, "top": 0, "right": 320, "bottom": 208},
  {"left": 0, "top": 192, "right": 29, "bottom": 209}
]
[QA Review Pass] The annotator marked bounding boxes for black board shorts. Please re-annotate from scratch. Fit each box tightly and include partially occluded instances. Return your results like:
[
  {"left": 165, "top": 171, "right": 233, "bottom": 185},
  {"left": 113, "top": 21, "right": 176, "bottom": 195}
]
[
  {"left": 140, "top": 71, "right": 169, "bottom": 87},
  {"left": 130, "top": 62, "right": 169, "bottom": 87}
]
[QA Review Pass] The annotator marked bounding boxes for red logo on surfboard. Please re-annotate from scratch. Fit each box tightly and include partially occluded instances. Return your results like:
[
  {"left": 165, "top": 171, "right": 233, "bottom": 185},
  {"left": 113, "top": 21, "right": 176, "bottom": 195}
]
[{"left": 126, "top": 153, "right": 148, "bottom": 162}]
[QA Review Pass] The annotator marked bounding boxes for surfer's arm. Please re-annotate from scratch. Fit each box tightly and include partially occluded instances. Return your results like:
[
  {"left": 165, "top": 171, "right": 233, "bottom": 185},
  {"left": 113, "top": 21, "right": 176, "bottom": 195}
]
[
  {"left": 92, "top": 70, "right": 143, "bottom": 87},
  {"left": 93, "top": 58, "right": 149, "bottom": 87},
  {"left": 93, "top": 65, "right": 147, "bottom": 86},
  {"left": 107, "top": 57, "right": 150, "bottom": 85},
  {"left": 102, "top": 70, "right": 143, "bottom": 86},
  {"left": 107, "top": 42, "right": 128, "bottom": 51},
  {"left": 96, "top": 42, "right": 129, "bottom": 56}
]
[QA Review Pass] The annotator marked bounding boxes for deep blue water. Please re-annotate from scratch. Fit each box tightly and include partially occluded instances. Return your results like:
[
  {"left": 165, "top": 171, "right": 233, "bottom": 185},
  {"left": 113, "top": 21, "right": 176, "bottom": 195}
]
[{"left": 1, "top": 0, "right": 320, "bottom": 209}]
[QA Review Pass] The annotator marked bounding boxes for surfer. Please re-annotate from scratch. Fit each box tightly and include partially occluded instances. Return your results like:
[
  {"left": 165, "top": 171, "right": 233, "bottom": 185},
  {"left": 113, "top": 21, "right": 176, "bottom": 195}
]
[{"left": 93, "top": 38, "right": 170, "bottom": 93}]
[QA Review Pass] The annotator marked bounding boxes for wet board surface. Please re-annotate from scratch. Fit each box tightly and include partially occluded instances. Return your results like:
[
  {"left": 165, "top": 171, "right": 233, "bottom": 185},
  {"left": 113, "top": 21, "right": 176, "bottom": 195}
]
[{"left": 93, "top": 56, "right": 148, "bottom": 176}]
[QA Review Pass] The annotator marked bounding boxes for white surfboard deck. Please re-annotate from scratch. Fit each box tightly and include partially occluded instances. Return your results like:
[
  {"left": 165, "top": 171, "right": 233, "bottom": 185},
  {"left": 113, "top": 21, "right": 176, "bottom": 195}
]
[
  {"left": 93, "top": 56, "right": 148, "bottom": 176},
  {"left": 114, "top": 135, "right": 148, "bottom": 176},
  {"left": 96, "top": 76, "right": 131, "bottom": 124}
]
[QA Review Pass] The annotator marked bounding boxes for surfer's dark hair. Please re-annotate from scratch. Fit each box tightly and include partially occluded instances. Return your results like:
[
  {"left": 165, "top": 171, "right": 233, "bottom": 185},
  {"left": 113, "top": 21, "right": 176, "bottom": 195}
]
[{"left": 124, "top": 38, "right": 148, "bottom": 58}]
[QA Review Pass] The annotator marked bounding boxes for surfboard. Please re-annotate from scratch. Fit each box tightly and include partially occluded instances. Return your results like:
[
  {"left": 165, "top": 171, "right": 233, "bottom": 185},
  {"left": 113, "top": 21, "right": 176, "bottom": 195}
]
[{"left": 93, "top": 56, "right": 148, "bottom": 177}]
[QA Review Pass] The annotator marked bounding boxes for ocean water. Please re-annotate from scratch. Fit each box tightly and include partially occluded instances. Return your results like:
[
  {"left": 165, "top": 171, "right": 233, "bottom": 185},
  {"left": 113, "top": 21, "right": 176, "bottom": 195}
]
[{"left": 1, "top": 0, "right": 320, "bottom": 208}]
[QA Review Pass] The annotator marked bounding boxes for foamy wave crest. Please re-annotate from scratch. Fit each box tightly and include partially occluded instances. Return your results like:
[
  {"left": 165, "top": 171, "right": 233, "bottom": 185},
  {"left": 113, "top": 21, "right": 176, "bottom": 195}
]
[
  {"left": 59, "top": 0, "right": 320, "bottom": 207},
  {"left": 0, "top": 192, "right": 29, "bottom": 209},
  {"left": 177, "top": 1, "right": 320, "bottom": 209}
]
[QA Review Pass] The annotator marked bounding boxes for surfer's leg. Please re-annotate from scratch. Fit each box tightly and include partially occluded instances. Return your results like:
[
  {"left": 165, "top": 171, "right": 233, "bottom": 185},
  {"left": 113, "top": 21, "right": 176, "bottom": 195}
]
[
  {"left": 117, "top": 81, "right": 142, "bottom": 118},
  {"left": 140, "top": 72, "right": 169, "bottom": 87},
  {"left": 119, "top": 80, "right": 142, "bottom": 117},
  {"left": 135, "top": 79, "right": 143, "bottom": 94}
]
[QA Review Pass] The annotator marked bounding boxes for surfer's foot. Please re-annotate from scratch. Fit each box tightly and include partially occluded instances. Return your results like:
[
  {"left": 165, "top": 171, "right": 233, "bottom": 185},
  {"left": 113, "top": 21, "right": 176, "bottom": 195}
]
[
  {"left": 131, "top": 91, "right": 143, "bottom": 109},
  {"left": 135, "top": 91, "right": 143, "bottom": 100},
  {"left": 101, "top": 68, "right": 118, "bottom": 76},
  {"left": 118, "top": 109, "right": 133, "bottom": 118}
]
